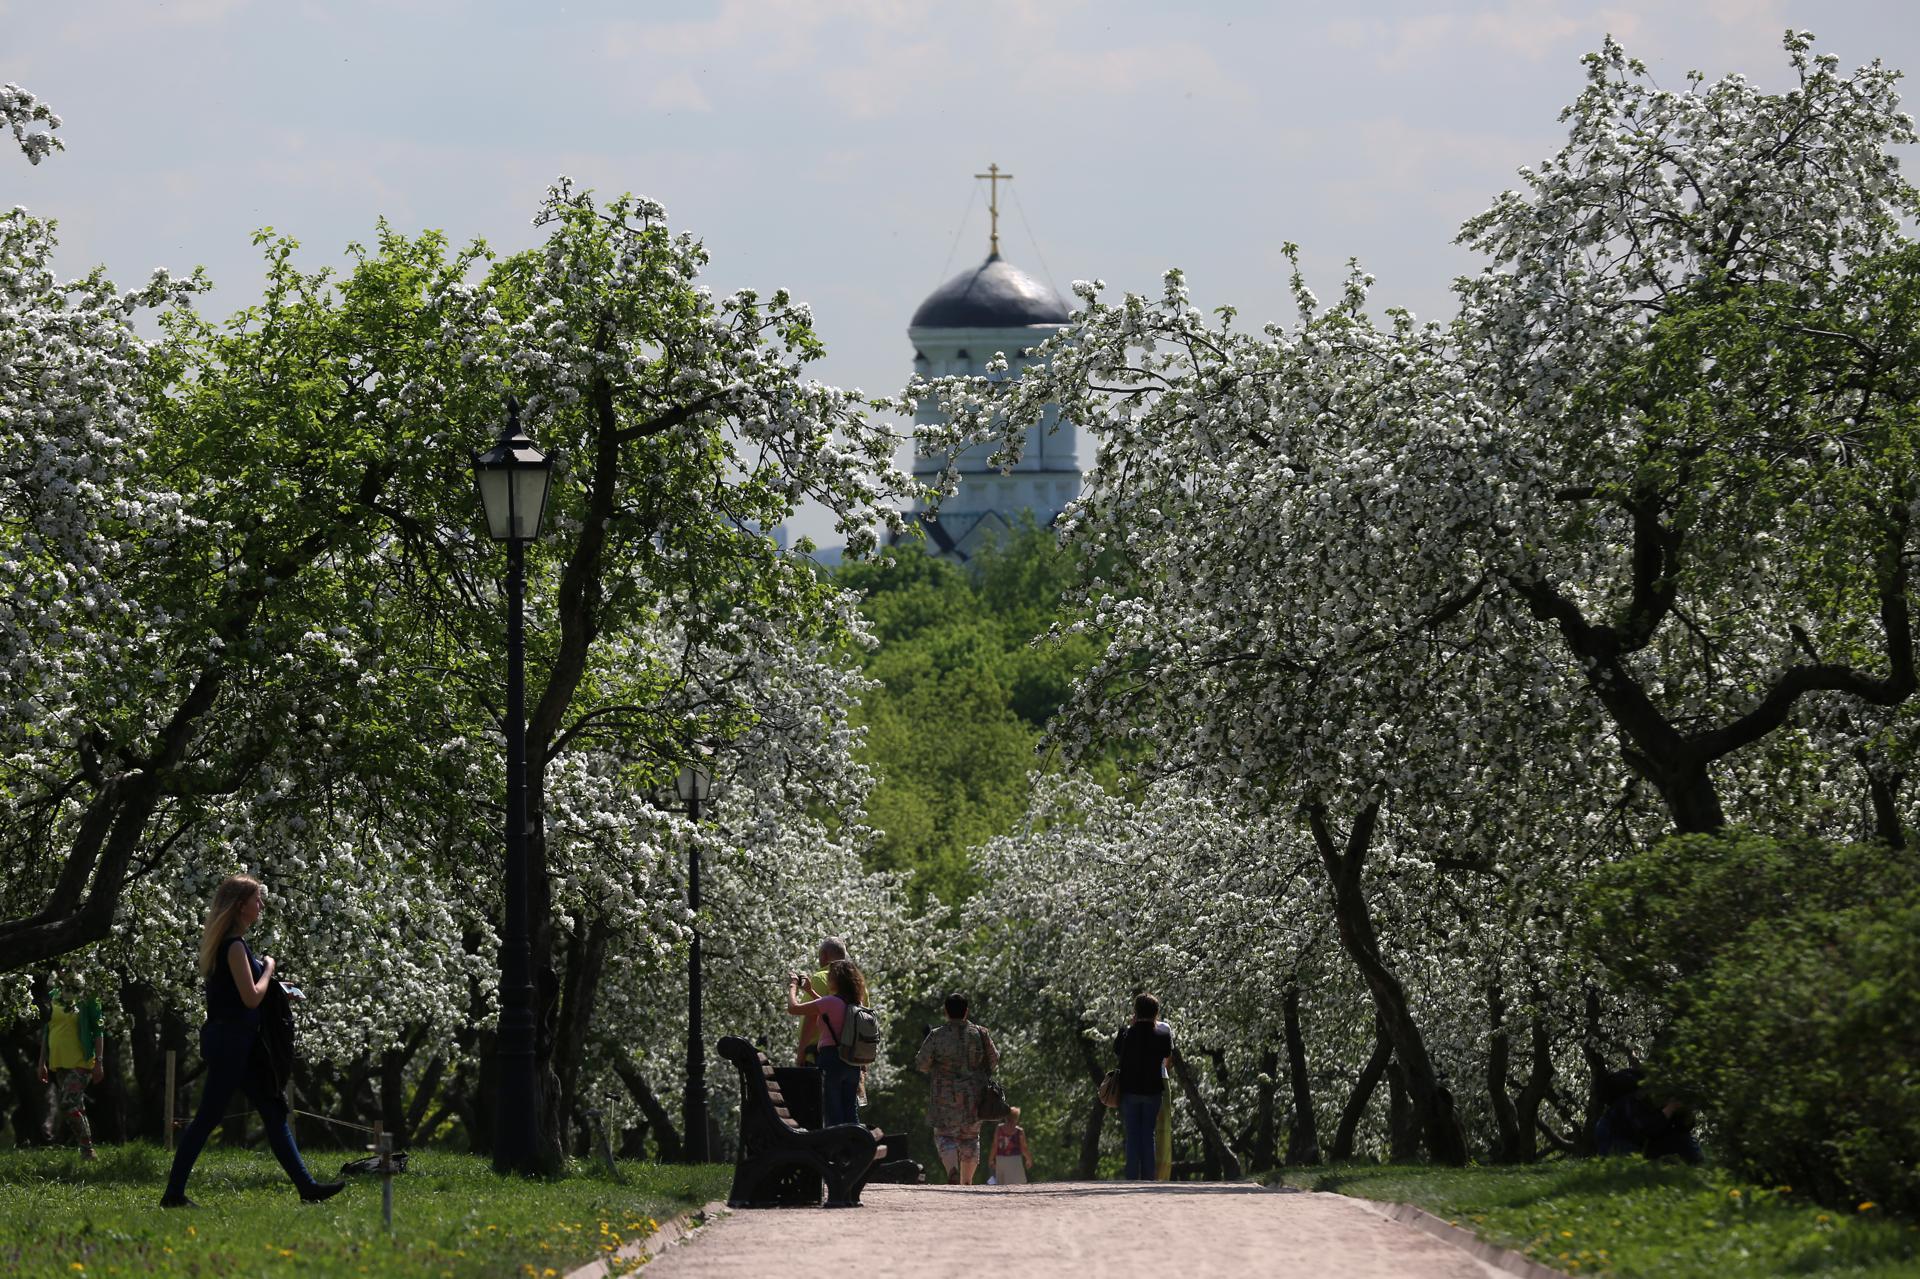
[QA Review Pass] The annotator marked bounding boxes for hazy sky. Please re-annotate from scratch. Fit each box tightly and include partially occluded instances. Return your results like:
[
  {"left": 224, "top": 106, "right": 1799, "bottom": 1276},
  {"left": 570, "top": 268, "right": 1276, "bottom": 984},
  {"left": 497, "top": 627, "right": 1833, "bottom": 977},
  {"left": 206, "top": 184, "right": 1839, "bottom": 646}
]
[{"left": 9, "top": 1, "right": 1918, "bottom": 544}]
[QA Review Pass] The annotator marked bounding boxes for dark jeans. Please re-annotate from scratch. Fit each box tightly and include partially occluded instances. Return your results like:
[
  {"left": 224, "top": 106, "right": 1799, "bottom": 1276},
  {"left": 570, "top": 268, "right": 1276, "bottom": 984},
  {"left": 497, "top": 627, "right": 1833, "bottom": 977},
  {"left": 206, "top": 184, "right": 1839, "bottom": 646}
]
[
  {"left": 164, "top": 1021, "right": 318, "bottom": 1199},
  {"left": 1119, "top": 1091, "right": 1161, "bottom": 1180},
  {"left": 818, "top": 1047, "right": 860, "bottom": 1127}
]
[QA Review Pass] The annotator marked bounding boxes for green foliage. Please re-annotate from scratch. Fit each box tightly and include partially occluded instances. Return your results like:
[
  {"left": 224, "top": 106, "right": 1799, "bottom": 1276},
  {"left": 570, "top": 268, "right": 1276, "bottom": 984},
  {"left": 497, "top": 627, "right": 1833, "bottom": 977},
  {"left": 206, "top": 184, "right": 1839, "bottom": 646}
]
[
  {"left": 836, "top": 526, "right": 1099, "bottom": 907},
  {"left": 1276, "top": 1161, "right": 1920, "bottom": 1278},
  {"left": 1581, "top": 831, "right": 1920, "bottom": 1216},
  {"left": 1665, "top": 896, "right": 1920, "bottom": 1218},
  {"left": 0, "top": 1145, "right": 728, "bottom": 1278},
  {"left": 1577, "top": 831, "right": 1915, "bottom": 997}
]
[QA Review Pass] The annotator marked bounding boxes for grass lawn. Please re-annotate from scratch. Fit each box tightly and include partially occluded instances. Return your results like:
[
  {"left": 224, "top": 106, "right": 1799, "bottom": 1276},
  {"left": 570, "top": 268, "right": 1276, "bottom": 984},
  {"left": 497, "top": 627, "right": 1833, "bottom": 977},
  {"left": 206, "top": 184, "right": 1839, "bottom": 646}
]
[
  {"left": 0, "top": 1143, "right": 731, "bottom": 1279},
  {"left": 1272, "top": 1160, "right": 1920, "bottom": 1278}
]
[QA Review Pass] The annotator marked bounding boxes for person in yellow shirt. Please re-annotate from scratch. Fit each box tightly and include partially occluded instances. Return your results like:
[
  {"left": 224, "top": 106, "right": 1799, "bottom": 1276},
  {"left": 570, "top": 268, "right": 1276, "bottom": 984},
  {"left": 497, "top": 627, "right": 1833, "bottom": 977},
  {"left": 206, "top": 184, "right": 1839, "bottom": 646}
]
[
  {"left": 37, "top": 970, "right": 106, "bottom": 1160},
  {"left": 794, "top": 936, "right": 849, "bottom": 1065}
]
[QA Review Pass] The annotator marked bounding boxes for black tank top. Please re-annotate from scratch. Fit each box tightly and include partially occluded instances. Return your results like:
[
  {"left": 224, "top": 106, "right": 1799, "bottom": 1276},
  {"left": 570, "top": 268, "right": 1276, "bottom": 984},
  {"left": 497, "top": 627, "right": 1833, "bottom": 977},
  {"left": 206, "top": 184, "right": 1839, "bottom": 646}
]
[{"left": 207, "top": 936, "right": 262, "bottom": 1024}]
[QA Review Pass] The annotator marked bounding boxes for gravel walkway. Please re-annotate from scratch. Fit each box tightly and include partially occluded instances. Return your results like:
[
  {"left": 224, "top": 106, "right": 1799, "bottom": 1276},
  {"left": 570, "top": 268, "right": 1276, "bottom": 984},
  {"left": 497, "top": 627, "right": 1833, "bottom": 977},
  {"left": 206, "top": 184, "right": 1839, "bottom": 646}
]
[{"left": 646, "top": 1182, "right": 1511, "bottom": 1278}]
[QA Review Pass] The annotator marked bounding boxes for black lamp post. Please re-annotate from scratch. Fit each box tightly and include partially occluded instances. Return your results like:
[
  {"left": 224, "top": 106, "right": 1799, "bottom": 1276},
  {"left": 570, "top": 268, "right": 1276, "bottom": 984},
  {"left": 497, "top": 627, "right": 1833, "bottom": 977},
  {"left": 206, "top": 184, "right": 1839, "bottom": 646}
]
[
  {"left": 674, "top": 759, "right": 718, "bottom": 1163},
  {"left": 473, "top": 396, "right": 553, "bottom": 1176}
]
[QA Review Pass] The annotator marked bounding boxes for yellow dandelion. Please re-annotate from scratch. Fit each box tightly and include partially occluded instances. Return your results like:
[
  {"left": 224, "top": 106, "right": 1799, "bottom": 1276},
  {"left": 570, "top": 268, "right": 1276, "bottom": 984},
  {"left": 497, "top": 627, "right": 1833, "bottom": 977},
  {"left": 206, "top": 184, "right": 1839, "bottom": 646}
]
[
  {"left": 1776, "top": 1185, "right": 1792, "bottom": 1194},
  {"left": 1817, "top": 1214, "right": 1832, "bottom": 1224},
  {"left": 1560, "top": 1230, "right": 1574, "bottom": 1238},
  {"left": 1729, "top": 1189, "right": 1742, "bottom": 1199},
  {"left": 70, "top": 1265, "right": 85, "bottom": 1273},
  {"left": 1860, "top": 1201, "right": 1878, "bottom": 1212}
]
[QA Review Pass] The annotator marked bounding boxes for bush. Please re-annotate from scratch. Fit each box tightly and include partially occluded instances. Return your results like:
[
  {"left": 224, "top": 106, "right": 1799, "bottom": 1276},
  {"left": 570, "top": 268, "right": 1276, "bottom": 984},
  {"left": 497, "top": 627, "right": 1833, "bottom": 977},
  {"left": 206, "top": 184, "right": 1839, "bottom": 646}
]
[{"left": 1581, "top": 830, "right": 1920, "bottom": 1216}]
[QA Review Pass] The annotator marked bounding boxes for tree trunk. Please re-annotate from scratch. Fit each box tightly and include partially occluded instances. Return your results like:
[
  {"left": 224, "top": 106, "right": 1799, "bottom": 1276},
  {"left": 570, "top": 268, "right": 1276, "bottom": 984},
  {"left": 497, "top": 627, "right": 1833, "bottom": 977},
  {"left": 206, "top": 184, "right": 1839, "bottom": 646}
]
[
  {"left": 1073, "top": 1022, "right": 1109, "bottom": 1179},
  {"left": 121, "top": 980, "right": 189, "bottom": 1144},
  {"left": 613, "top": 1060, "right": 683, "bottom": 1163},
  {"left": 1487, "top": 980, "right": 1523, "bottom": 1161},
  {"left": 1307, "top": 802, "right": 1468, "bottom": 1164},
  {"left": 1385, "top": 1060, "right": 1419, "bottom": 1163},
  {"left": 405, "top": 1055, "right": 449, "bottom": 1148},
  {"left": 1170, "top": 1048, "right": 1243, "bottom": 1180},
  {"left": 554, "top": 915, "right": 612, "bottom": 1142},
  {"left": 1510, "top": 989, "right": 1556, "bottom": 1163},
  {"left": 1862, "top": 756, "right": 1908, "bottom": 849},
  {"left": 1078, "top": 1094, "right": 1108, "bottom": 1180},
  {"left": 1247, "top": 1048, "right": 1279, "bottom": 1173},
  {"left": 1282, "top": 986, "right": 1320, "bottom": 1165},
  {"left": 379, "top": 1033, "right": 428, "bottom": 1149},
  {"left": 1578, "top": 984, "right": 1609, "bottom": 1155},
  {"left": 1331, "top": 1030, "right": 1391, "bottom": 1162},
  {"left": 3, "top": 1021, "right": 52, "bottom": 1145}
]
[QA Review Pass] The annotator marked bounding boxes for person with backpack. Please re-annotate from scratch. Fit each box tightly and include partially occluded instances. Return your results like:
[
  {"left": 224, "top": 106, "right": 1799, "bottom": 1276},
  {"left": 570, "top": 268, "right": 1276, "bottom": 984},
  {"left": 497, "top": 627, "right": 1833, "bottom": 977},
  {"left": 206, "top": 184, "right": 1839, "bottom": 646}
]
[
  {"left": 1114, "top": 992, "right": 1174, "bottom": 1180},
  {"left": 794, "top": 936, "right": 851, "bottom": 1066},
  {"left": 37, "top": 968, "right": 106, "bottom": 1160},
  {"left": 915, "top": 992, "right": 1000, "bottom": 1185},
  {"left": 785, "top": 958, "right": 871, "bottom": 1126},
  {"left": 161, "top": 874, "right": 344, "bottom": 1208}
]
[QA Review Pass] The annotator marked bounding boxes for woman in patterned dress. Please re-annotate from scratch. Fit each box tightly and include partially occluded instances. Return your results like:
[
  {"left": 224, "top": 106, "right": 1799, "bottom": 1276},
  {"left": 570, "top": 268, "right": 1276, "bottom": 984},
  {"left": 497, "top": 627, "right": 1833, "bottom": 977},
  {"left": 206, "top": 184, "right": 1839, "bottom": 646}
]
[{"left": 914, "top": 992, "right": 1000, "bottom": 1185}]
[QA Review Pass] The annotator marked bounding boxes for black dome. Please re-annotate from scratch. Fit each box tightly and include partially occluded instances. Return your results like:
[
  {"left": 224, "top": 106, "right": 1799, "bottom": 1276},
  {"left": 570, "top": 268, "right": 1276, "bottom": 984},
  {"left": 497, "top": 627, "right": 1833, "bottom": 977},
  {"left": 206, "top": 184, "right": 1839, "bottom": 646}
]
[{"left": 911, "top": 253, "right": 1068, "bottom": 328}]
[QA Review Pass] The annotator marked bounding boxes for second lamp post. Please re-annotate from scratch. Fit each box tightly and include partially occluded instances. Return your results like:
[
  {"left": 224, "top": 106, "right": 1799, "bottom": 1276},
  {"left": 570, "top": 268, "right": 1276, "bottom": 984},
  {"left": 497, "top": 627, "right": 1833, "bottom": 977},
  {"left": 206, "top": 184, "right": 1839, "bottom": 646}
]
[{"left": 675, "top": 760, "right": 717, "bottom": 1163}]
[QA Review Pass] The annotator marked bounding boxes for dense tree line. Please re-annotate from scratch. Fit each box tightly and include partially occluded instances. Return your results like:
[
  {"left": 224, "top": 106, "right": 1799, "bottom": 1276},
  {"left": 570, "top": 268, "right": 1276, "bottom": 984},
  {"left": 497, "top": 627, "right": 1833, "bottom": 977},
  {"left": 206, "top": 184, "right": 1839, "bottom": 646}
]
[
  {"left": 916, "top": 33, "right": 1920, "bottom": 1206},
  {"left": 0, "top": 85, "right": 934, "bottom": 1166}
]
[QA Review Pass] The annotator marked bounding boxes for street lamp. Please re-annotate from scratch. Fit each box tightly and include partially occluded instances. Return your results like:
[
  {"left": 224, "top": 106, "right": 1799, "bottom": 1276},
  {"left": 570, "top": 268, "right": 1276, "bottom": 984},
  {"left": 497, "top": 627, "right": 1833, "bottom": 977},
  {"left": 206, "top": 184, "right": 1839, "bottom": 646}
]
[
  {"left": 473, "top": 395, "right": 553, "bottom": 1176},
  {"left": 674, "top": 759, "right": 720, "bottom": 1163}
]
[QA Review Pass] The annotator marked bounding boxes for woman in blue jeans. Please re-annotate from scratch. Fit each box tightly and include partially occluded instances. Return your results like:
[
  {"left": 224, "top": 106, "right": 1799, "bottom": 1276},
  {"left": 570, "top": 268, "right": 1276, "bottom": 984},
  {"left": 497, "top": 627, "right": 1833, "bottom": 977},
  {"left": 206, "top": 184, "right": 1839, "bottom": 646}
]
[
  {"left": 786, "top": 959, "right": 868, "bottom": 1126},
  {"left": 161, "top": 874, "right": 343, "bottom": 1207},
  {"left": 1114, "top": 993, "right": 1173, "bottom": 1180}
]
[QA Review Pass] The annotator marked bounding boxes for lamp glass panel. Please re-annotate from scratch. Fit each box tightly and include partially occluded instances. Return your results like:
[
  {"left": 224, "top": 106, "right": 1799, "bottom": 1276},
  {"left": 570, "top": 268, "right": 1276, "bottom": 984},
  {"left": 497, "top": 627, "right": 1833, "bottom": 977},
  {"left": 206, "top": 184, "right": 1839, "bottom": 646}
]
[
  {"left": 675, "top": 763, "right": 711, "bottom": 804},
  {"left": 475, "top": 467, "right": 516, "bottom": 541},
  {"left": 508, "top": 466, "right": 551, "bottom": 541}
]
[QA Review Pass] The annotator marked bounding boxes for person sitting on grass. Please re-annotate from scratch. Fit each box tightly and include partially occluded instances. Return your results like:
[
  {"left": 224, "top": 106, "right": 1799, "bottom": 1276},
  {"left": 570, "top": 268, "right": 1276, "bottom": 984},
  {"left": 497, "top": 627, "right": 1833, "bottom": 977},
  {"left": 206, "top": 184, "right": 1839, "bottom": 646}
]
[
  {"left": 37, "top": 968, "right": 106, "bottom": 1161},
  {"left": 160, "top": 874, "right": 345, "bottom": 1208}
]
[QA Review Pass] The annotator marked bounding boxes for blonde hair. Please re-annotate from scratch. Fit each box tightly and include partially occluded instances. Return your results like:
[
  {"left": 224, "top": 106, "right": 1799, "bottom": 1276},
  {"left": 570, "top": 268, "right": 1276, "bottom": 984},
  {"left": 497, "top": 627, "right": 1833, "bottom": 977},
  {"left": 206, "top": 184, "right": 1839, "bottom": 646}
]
[{"left": 197, "top": 875, "right": 264, "bottom": 976}]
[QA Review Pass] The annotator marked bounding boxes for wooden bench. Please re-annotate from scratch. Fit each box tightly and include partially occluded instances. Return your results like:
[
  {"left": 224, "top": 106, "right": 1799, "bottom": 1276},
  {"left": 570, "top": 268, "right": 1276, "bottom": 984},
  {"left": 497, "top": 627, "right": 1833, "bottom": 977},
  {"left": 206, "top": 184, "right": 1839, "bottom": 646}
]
[{"left": 718, "top": 1036, "right": 885, "bottom": 1208}]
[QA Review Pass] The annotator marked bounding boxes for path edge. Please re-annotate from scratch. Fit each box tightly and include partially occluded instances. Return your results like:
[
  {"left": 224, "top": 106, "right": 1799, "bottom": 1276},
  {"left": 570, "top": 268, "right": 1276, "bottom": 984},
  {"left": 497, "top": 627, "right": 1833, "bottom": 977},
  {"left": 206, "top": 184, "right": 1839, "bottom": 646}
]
[
  {"left": 560, "top": 1197, "right": 731, "bottom": 1279},
  {"left": 1351, "top": 1197, "right": 1568, "bottom": 1279}
]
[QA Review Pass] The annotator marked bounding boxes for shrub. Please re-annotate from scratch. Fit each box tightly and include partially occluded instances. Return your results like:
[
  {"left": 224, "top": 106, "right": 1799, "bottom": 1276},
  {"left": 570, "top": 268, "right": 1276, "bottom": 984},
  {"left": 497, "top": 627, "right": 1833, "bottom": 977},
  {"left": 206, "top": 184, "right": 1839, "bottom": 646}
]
[{"left": 1580, "top": 830, "right": 1920, "bottom": 1215}]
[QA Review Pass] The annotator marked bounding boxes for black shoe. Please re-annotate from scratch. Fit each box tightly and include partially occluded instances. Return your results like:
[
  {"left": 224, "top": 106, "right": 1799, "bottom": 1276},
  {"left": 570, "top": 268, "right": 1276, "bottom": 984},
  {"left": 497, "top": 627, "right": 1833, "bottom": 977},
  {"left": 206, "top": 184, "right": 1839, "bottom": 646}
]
[
  {"left": 159, "top": 1194, "right": 198, "bottom": 1208},
  {"left": 300, "top": 1181, "right": 346, "bottom": 1203}
]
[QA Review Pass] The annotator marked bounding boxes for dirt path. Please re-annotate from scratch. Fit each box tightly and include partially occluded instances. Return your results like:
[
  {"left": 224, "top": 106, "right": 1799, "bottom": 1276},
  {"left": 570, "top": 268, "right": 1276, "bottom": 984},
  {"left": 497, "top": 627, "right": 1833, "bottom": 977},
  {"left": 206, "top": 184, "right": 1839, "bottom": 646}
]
[{"left": 646, "top": 1182, "right": 1511, "bottom": 1278}]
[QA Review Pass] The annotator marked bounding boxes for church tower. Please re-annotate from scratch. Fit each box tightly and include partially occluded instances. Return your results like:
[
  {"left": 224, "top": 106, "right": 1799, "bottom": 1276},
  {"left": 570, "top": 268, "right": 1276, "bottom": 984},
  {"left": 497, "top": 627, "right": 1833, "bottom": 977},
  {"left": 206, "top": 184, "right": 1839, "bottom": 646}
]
[{"left": 904, "top": 165, "right": 1080, "bottom": 561}]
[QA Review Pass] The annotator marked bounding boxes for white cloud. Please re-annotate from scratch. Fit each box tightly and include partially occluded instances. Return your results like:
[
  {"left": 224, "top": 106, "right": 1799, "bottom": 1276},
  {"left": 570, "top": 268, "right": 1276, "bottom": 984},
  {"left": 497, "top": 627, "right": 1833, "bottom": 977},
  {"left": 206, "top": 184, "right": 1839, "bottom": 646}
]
[{"left": 1329, "top": 2, "right": 1644, "bottom": 70}]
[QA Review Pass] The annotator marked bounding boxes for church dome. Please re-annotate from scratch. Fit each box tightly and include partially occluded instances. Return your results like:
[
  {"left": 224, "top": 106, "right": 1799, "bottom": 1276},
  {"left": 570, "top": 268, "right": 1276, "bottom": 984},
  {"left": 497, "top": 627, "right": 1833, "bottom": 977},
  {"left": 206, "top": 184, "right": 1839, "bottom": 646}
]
[{"left": 910, "top": 253, "right": 1069, "bottom": 329}]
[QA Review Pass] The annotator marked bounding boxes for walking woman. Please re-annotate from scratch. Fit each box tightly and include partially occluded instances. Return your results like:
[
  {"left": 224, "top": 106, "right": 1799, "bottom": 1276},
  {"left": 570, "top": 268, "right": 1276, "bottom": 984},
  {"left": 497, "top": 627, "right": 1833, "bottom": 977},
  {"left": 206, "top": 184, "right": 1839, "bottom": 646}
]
[
  {"left": 785, "top": 958, "right": 868, "bottom": 1126},
  {"left": 161, "top": 875, "right": 343, "bottom": 1207},
  {"left": 915, "top": 992, "right": 1000, "bottom": 1185},
  {"left": 1114, "top": 992, "right": 1173, "bottom": 1181}
]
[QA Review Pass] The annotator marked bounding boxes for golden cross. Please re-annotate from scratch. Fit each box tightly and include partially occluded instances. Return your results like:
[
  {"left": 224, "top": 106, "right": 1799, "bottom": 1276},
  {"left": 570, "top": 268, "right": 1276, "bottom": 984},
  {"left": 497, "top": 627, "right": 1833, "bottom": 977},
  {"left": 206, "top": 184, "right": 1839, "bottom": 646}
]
[{"left": 974, "top": 162, "right": 1013, "bottom": 257}]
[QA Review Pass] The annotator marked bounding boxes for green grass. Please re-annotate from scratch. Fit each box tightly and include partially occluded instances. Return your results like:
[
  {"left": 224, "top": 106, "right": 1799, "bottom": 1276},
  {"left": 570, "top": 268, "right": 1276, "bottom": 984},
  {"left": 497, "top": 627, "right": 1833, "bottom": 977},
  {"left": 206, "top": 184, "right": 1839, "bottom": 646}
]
[
  {"left": 0, "top": 1144, "right": 731, "bottom": 1279},
  {"left": 1272, "top": 1160, "right": 1920, "bottom": 1278}
]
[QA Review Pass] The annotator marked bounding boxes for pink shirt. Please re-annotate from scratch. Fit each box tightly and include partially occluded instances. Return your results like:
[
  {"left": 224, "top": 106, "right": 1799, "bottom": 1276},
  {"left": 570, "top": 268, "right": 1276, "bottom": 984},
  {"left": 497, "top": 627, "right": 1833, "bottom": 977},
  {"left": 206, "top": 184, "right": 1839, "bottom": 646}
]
[{"left": 815, "top": 995, "right": 847, "bottom": 1049}]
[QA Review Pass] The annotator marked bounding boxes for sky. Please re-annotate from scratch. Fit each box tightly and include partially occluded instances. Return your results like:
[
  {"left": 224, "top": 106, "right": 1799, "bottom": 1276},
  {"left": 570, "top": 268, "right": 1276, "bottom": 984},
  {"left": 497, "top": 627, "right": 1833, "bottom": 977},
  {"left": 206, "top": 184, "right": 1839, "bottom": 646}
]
[{"left": 8, "top": 0, "right": 1919, "bottom": 545}]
